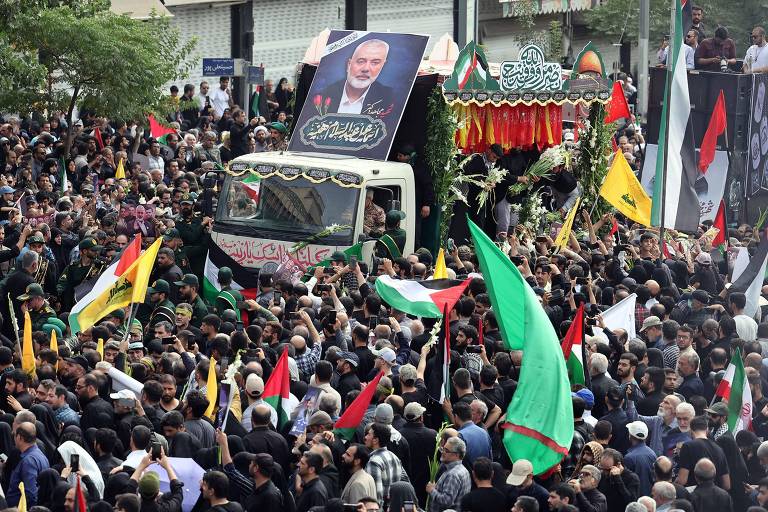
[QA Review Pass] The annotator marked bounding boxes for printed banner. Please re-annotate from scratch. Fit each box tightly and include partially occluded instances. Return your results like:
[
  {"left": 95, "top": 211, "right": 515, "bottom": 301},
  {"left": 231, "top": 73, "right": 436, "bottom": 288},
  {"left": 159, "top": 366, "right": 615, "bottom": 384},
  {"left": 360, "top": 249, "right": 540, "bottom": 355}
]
[
  {"left": 289, "top": 386, "right": 323, "bottom": 436},
  {"left": 289, "top": 31, "right": 428, "bottom": 159}
]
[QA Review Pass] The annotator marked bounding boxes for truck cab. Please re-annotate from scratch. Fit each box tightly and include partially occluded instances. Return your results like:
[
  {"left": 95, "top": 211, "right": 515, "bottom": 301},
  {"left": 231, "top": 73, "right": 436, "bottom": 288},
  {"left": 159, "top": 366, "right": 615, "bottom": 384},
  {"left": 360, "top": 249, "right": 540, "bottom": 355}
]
[{"left": 212, "top": 151, "right": 416, "bottom": 273}]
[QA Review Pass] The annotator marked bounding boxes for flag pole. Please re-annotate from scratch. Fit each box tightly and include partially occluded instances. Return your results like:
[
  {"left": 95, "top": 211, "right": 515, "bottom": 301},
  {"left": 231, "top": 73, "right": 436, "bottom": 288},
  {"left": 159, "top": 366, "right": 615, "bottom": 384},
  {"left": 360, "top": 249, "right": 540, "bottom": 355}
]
[{"left": 658, "top": 0, "right": 677, "bottom": 256}]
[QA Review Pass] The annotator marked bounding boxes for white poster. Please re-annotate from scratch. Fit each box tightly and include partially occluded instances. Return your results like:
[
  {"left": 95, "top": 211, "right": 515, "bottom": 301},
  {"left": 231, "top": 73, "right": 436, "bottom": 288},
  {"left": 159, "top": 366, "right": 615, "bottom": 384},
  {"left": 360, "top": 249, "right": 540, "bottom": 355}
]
[{"left": 640, "top": 144, "right": 728, "bottom": 223}]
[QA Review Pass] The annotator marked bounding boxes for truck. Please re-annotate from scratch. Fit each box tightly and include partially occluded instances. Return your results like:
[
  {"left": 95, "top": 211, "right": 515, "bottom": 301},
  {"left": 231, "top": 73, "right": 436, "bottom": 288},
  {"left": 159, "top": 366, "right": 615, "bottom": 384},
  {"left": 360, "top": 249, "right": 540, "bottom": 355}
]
[{"left": 212, "top": 151, "right": 416, "bottom": 273}]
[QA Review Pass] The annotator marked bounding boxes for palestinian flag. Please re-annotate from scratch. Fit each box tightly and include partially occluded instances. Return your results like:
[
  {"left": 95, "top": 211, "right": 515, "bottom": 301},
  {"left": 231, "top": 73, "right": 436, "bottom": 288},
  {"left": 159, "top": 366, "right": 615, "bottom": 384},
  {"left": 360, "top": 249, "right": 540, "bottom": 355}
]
[
  {"left": 730, "top": 233, "right": 768, "bottom": 319},
  {"left": 650, "top": 0, "right": 700, "bottom": 232},
  {"left": 468, "top": 217, "right": 573, "bottom": 475},
  {"left": 334, "top": 371, "right": 384, "bottom": 440},
  {"left": 455, "top": 43, "right": 490, "bottom": 89},
  {"left": 203, "top": 244, "right": 260, "bottom": 305},
  {"left": 74, "top": 475, "right": 87, "bottom": 512},
  {"left": 241, "top": 174, "right": 261, "bottom": 202},
  {"left": 561, "top": 304, "right": 586, "bottom": 386},
  {"left": 715, "top": 348, "right": 752, "bottom": 433},
  {"left": 712, "top": 199, "right": 727, "bottom": 255},
  {"left": 263, "top": 349, "right": 298, "bottom": 428},
  {"left": 303, "top": 242, "right": 364, "bottom": 280},
  {"left": 375, "top": 275, "right": 471, "bottom": 319},
  {"left": 147, "top": 113, "right": 176, "bottom": 141}
]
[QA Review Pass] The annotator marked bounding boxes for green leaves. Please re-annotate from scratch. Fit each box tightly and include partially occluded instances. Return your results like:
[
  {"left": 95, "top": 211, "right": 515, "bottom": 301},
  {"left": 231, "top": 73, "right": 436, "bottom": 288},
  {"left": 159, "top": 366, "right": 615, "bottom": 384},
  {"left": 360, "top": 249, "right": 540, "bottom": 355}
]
[{"left": 0, "top": 2, "right": 197, "bottom": 127}]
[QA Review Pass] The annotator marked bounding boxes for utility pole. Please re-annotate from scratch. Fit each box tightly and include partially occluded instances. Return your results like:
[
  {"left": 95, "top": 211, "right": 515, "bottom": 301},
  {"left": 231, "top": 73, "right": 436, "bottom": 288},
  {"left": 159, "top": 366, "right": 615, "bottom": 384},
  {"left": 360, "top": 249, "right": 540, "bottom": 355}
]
[
  {"left": 345, "top": 0, "right": 367, "bottom": 30},
  {"left": 638, "top": 0, "right": 650, "bottom": 118},
  {"left": 456, "top": 0, "right": 478, "bottom": 47}
]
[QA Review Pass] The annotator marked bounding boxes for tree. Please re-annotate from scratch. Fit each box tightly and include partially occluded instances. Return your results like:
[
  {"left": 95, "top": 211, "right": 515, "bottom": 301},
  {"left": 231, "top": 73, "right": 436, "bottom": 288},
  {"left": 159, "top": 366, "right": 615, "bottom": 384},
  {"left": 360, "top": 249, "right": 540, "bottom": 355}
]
[{"left": 0, "top": 0, "right": 196, "bottom": 146}]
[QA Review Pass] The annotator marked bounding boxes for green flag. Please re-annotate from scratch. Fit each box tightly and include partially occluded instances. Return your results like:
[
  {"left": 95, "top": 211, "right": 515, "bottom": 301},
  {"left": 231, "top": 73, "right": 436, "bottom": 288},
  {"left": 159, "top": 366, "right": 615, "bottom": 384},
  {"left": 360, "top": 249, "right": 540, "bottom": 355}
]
[{"left": 468, "top": 217, "right": 573, "bottom": 475}]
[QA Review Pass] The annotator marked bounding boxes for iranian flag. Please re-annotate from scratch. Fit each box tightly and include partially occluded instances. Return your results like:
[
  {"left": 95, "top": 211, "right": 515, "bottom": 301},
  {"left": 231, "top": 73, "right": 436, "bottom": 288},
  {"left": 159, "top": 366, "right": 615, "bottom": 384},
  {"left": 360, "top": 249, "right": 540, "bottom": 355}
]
[
  {"left": 68, "top": 235, "right": 142, "bottom": 333},
  {"left": 468, "top": 217, "right": 573, "bottom": 475},
  {"left": 334, "top": 371, "right": 384, "bottom": 441},
  {"left": 561, "top": 304, "right": 586, "bottom": 386},
  {"left": 715, "top": 348, "right": 753, "bottom": 433},
  {"left": 241, "top": 174, "right": 261, "bottom": 202},
  {"left": 375, "top": 275, "right": 470, "bottom": 319},
  {"left": 263, "top": 349, "right": 298, "bottom": 429}
]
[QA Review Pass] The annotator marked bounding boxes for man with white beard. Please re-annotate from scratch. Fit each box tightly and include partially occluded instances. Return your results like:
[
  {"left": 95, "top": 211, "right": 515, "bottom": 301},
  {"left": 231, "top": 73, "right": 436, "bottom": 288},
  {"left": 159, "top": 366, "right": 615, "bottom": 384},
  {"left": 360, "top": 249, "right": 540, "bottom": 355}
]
[{"left": 626, "top": 390, "right": 681, "bottom": 455}]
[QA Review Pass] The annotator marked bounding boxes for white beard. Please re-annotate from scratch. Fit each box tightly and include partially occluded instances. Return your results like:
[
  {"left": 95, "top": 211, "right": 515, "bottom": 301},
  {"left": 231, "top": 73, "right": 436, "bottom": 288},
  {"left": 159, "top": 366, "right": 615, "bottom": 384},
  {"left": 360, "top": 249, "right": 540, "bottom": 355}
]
[{"left": 347, "top": 76, "right": 372, "bottom": 90}]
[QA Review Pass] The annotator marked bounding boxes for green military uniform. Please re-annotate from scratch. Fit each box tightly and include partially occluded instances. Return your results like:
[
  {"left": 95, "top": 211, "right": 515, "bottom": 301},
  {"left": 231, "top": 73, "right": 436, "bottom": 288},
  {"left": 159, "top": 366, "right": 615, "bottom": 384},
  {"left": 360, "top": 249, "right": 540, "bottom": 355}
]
[
  {"left": 17, "top": 283, "right": 56, "bottom": 332},
  {"left": 163, "top": 228, "right": 192, "bottom": 274},
  {"left": 146, "top": 279, "right": 176, "bottom": 334},
  {"left": 174, "top": 273, "right": 209, "bottom": 328},
  {"left": 375, "top": 210, "right": 406, "bottom": 258},
  {"left": 214, "top": 267, "right": 243, "bottom": 319},
  {"left": 174, "top": 196, "right": 208, "bottom": 277},
  {"left": 57, "top": 237, "right": 103, "bottom": 312}
]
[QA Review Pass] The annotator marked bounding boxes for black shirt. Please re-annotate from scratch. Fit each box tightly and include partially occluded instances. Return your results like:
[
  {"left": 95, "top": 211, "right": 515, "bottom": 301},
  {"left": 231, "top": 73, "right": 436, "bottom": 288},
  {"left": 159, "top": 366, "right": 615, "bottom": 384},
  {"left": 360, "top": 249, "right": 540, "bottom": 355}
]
[
  {"left": 244, "top": 480, "right": 283, "bottom": 512},
  {"left": 461, "top": 487, "right": 507, "bottom": 512},
  {"left": 206, "top": 502, "right": 243, "bottom": 512},
  {"left": 679, "top": 437, "right": 730, "bottom": 486}
]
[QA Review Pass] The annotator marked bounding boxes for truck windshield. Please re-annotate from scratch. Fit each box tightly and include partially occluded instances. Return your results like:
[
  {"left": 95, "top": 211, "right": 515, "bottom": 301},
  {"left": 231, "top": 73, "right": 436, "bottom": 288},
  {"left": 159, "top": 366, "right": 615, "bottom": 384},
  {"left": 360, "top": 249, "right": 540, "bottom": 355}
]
[{"left": 221, "top": 173, "right": 358, "bottom": 238}]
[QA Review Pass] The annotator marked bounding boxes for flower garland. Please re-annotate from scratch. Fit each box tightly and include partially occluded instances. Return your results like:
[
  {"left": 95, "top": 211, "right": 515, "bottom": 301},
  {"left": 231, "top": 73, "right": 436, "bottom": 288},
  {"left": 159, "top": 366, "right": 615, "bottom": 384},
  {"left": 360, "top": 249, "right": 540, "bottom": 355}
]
[
  {"left": 572, "top": 103, "right": 615, "bottom": 219},
  {"left": 507, "top": 144, "right": 568, "bottom": 196},
  {"left": 476, "top": 166, "right": 509, "bottom": 214},
  {"left": 289, "top": 224, "right": 352, "bottom": 253},
  {"left": 509, "top": 190, "right": 549, "bottom": 232}
]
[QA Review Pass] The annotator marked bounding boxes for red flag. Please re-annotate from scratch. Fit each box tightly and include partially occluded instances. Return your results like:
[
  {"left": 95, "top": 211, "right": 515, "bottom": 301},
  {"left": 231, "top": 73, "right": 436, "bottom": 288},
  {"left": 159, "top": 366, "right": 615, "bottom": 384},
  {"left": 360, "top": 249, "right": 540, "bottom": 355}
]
[
  {"left": 699, "top": 90, "right": 727, "bottom": 173},
  {"left": 92, "top": 128, "right": 104, "bottom": 150},
  {"left": 561, "top": 304, "right": 584, "bottom": 359},
  {"left": 147, "top": 114, "right": 176, "bottom": 139},
  {"left": 604, "top": 81, "right": 631, "bottom": 124},
  {"left": 609, "top": 217, "right": 619, "bottom": 236},
  {"left": 712, "top": 199, "right": 727, "bottom": 250},
  {"left": 74, "top": 475, "right": 87, "bottom": 512},
  {"left": 333, "top": 371, "right": 383, "bottom": 441},
  {"left": 611, "top": 137, "right": 619, "bottom": 152},
  {"left": 116, "top": 235, "right": 142, "bottom": 275},
  {"left": 662, "top": 240, "right": 672, "bottom": 259}
]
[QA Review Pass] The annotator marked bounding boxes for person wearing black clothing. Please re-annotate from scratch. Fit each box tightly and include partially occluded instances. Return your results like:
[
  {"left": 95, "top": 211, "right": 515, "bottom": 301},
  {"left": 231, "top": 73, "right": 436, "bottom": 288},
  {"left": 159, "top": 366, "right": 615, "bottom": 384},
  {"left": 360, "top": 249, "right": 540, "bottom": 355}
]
[
  {"left": 399, "top": 402, "right": 436, "bottom": 506},
  {"left": 460, "top": 457, "right": 506, "bottom": 512},
  {"left": 450, "top": 144, "right": 502, "bottom": 243},
  {"left": 243, "top": 455, "right": 284, "bottom": 512},
  {"left": 637, "top": 366, "right": 666, "bottom": 416},
  {"left": 200, "top": 470, "right": 244, "bottom": 512},
  {"left": 596, "top": 449, "right": 639, "bottom": 511},
  {"left": 92, "top": 428, "right": 123, "bottom": 482},
  {"left": 676, "top": 415, "right": 730, "bottom": 488},
  {"left": 242, "top": 404, "right": 291, "bottom": 477},
  {"left": 294, "top": 453, "right": 328, "bottom": 512},
  {"left": 690, "top": 458, "right": 733, "bottom": 512},
  {"left": 76, "top": 373, "right": 114, "bottom": 432},
  {"left": 228, "top": 109, "right": 257, "bottom": 159},
  {"left": 351, "top": 326, "right": 375, "bottom": 382},
  {"left": 0, "top": 249, "right": 35, "bottom": 341},
  {"left": 393, "top": 145, "right": 434, "bottom": 247},
  {"left": 600, "top": 387, "right": 630, "bottom": 454},
  {"left": 336, "top": 352, "right": 362, "bottom": 405},
  {"left": 127, "top": 450, "right": 185, "bottom": 512}
]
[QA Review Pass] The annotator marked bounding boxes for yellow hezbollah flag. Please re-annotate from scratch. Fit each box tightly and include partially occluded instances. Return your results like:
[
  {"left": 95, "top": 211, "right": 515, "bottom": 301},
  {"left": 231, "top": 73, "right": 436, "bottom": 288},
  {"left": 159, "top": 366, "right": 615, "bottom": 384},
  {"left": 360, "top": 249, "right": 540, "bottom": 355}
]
[
  {"left": 22, "top": 311, "right": 35, "bottom": 378},
  {"left": 204, "top": 357, "right": 218, "bottom": 420},
  {"left": 97, "top": 338, "right": 104, "bottom": 361},
  {"left": 50, "top": 329, "right": 58, "bottom": 370},
  {"left": 433, "top": 248, "right": 448, "bottom": 279},
  {"left": 76, "top": 238, "right": 162, "bottom": 332},
  {"left": 115, "top": 158, "right": 126, "bottom": 180},
  {"left": 18, "top": 482, "right": 27, "bottom": 512},
  {"left": 600, "top": 151, "right": 652, "bottom": 227},
  {"left": 554, "top": 197, "right": 581, "bottom": 253}
]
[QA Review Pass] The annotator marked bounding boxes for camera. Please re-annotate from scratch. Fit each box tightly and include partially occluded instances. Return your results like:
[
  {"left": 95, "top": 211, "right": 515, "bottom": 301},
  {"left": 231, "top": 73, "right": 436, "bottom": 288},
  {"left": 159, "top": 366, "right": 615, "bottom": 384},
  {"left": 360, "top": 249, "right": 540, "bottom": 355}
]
[
  {"left": 70, "top": 454, "right": 80, "bottom": 473},
  {"left": 511, "top": 255, "right": 524, "bottom": 266},
  {"left": 466, "top": 345, "right": 483, "bottom": 353},
  {"left": 151, "top": 442, "right": 161, "bottom": 460},
  {"left": 586, "top": 317, "right": 598, "bottom": 326},
  {"left": 548, "top": 289, "right": 565, "bottom": 305},
  {"left": 316, "top": 284, "right": 332, "bottom": 292},
  {"left": 576, "top": 277, "right": 589, "bottom": 285}
]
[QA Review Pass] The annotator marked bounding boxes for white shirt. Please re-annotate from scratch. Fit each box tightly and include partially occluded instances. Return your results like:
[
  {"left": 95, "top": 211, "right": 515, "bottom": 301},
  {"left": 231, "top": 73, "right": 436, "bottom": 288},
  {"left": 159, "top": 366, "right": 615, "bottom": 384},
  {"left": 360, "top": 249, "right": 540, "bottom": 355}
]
[
  {"left": 734, "top": 314, "right": 758, "bottom": 341},
  {"left": 147, "top": 154, "right": 164, "bottom": 171},
  {"left": 744, "top": 43, "right": 768, "bottom": 72},
  {"left": 662, "top": 45, "right": 695, "bottom": 69},
  {"left": 210, "top": 87, "right": 231, "bottom": 118},
  {"left": 337, "top": 83, "right": 371, "bottom": 114}
]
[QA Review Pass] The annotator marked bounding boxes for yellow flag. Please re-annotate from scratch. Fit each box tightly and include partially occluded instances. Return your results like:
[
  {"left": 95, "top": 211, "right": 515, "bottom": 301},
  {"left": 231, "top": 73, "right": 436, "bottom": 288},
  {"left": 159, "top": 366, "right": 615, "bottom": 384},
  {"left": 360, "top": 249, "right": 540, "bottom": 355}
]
[
  {"left": 554, "top": 197, "right": 582, "bottom": 252},
  {"left": 600, "top": 151, "right": 652, "bottom": 227},
  {"left": 204, "top": 357, "right": 218, "bottom": 420},
  {"left": 50, "top": 329, "right": 58, "bottom": 370},
  {"left": 76, "top": 238, "right": 163, "bottom": 332},
  {"left": 433, "top": 248, "right": 448, "bottom": 279},
  {"left": 18, "top": 482, "right": 26, "bottom": 512},
  {"left": 97, "top": 338, "right": 104, "bottom": 361},
  {"left": 22, "top": 311, "right": 35, "bottom": 378},
  {"left": 115, "top": 158, "right": 125, "bottom": 180}
]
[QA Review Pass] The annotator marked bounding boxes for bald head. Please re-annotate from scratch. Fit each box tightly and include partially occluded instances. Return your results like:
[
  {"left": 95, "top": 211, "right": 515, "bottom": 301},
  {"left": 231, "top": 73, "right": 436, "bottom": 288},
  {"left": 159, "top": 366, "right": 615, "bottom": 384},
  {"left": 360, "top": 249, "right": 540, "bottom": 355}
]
[
  {"left": 694, "top": 458, "right": 716, "bottom": 482},
  {"left": 15, "top": 421, "right": 37, "bottom": 445},
  {"left": 645, "top": 280, "right": 660, "bottom": 296},
  {"left": 290, "top": 335, "right": 307, "bottom": 351}
]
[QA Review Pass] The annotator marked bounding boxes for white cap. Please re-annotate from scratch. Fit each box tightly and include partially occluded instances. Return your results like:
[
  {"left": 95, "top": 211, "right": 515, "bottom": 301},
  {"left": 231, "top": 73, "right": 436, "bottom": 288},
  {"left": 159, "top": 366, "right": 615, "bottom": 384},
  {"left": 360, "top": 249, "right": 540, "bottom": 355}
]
[
  {"left": 109, "top": 389, "right": 135, "bottom": 400},
  {"left": 627, "top": 420, "right": 648, "bottom": 440}
]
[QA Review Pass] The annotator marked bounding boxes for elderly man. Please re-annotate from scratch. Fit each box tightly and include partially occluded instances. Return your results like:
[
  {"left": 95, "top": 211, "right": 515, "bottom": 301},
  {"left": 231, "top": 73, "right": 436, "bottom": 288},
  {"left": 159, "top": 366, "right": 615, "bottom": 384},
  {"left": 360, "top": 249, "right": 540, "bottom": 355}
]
[
  {"left": 676, "top": 352, "right": 703, "bottom": 400},
  {"left": 652, "top": 481, "right": 676, "bottom": 512},
  {"left": 426, "top": 436, "right": 471, "bottom": 512},
  {"left": 7, "top": 422, "right": 49, "bottom": 507},
  {"left": 321, "top": 39, "right": 394, "bottom": 117},
  {"left": 691, "top": 458, "right": 733, "bottom": 512},
  {"left": 568, "top": 464, "right": 607, "bottom": 512}
]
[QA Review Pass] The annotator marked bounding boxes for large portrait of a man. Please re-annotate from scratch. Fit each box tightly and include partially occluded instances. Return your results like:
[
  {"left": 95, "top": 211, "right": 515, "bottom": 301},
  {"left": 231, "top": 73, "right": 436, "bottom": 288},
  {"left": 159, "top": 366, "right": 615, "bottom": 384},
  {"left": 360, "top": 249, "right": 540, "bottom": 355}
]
[{"left": 289, "top": 31, "right": 428, "bottom": 159}]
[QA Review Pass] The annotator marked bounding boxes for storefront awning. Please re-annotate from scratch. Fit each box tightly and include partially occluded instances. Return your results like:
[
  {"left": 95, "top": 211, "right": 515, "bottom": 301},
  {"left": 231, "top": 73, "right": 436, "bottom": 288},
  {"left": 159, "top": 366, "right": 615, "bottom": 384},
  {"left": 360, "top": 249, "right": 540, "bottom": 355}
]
[
  {"left": 499, "top": 0, "right": 596, "bottom": 17},
  {"left": 110, "top": 0, "right": 172, "bottom": 19}
]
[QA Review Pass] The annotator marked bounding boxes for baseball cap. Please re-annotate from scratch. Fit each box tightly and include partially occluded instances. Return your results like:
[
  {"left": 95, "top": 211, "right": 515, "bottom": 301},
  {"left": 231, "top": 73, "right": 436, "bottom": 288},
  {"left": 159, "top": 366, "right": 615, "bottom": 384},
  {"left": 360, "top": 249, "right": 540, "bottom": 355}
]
[
  {"left": 374, "top": 403, "right": 394, "bottom": 425},
  {"left": 399, "top": 364, "right": 417, "bottom": 383},
  {"left": 174, "top": 274, "right": 199, "bottom": 287},
  {"left": 79, "top": 237, "right": 102, "bottom": 251},
  {"left": 626, "top": 421, "right": 648, "bottom": 440},
  {"left": 128, "top": 341, "right": 145, "bottom": 351},
  {"left": 404, "top": 402, "right": 426, "bottom": 421},
  {"left": 705, "top": 401, "right": 729, "bottom": 416},
  {"left": 245, "top": 374, "right": 264, "bottom": 397},
  {"left": 572, "top": 388, "right": 595, "bottom": 408},
  {"left": 17, "top": 283, "right": 44, "bottom": 301},
  {"left": 506, "top": 459, "right": 533, "bottom": 486},
  {"left": 27, "top": 235, "right": 45, "bottom": 245},
  {"left": 639, "top": 316, "right": 662, "bottom": 332},
  {"left": 696, "top": 252, "right": 712, "bottom": 265},
  {"left": 64, "top": 355, "right": 90, "bottom": 372},
  {"left": 163, "top": 228, "right": 181, "bottom": 241},
  {"left": 110, "top": 389, "right": 136, "bottom": 400},
  {"left": 385, "top": 210, "right": 405, "bottom": 225},
  {"left": 24, "top": 196, "right": 37, "bottom": 205},
  {"left": 374, "top": 347, "right": 396, "bottom": 365},
  {"left": 147, "top": 279, "right": 170, "bottom": 294},
  {"left": 692, "top": 289, "right": 710, "bottom": 305},
  {"left": 339, "top": 351, "right": 359, "bottom": 367},
  {"left": 0, "top": 186, "right": 15, "bottom": 194},
  {"left": 138, "top": 471, "right": 160, "bottom": 499}
]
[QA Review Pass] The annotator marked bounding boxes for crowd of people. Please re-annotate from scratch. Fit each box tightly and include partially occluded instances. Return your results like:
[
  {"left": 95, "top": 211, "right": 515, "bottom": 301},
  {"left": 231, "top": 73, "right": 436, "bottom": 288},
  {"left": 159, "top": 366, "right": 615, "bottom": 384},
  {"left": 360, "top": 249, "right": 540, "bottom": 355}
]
[{"left": 0, "top": 40, "right": 766, "bottom": 512}]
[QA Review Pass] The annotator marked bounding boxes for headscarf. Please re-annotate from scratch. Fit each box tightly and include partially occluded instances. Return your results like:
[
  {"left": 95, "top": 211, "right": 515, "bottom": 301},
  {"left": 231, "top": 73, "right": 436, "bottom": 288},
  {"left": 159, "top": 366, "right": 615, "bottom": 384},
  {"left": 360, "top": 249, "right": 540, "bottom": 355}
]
[
  {"left": 50, "top": 480, "right": 72, "bottom": 512},
  {"left": 37, "top": 468, "right": 63, "bottom": 510},
  {"left": 31, "top": 403, "right": 59, "bottom": 450},
  {"left": 570, "top": 441, "right": 604, "bottom": 480},
  {"left": 58, "top": 440, "right": 105, "bottom": 499},
  {"left": 389, "top": 481, "right": 421, "bottom": 512}
]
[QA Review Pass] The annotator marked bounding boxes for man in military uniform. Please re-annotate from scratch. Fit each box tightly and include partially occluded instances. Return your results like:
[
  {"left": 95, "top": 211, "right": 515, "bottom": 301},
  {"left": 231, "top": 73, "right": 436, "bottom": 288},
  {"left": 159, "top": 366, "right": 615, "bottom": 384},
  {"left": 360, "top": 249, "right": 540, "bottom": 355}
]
[
  {"left": 174, "top": 274, "right": 209, "bottom": 328},
  {"left": 145, "top": 279, "right": 176, "bottom": 338},
  {"left": 378, "top": 210, "right": 406, "bottom": 257},
  {"left": 18, "top": 283, "right": 56, "bottom": 332},
  {"left": 267, "top": 122, "right": 289, "bottom": 151},
  {"left": 162, "top": 228, "right": 191, "bottom": 274},
  {"left": 214, "top": 267, "right": 243, "bottom": 317},
  {"left": 174, "top": 196, "right": 210, "bottom": 278},
  {"left": 57, "top": 237, "right": 103, "bottom": 312},
  {"left": 25, "top": 234, "right": 58, "bottom": 295}
]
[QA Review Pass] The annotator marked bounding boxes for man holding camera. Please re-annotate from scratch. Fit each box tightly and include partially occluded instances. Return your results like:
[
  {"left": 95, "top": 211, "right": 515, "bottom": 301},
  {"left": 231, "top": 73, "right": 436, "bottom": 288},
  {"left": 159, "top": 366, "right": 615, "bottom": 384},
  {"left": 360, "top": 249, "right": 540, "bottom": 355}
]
[{"left": 57, "top": 237, "right": 103, "bottom": 312}]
